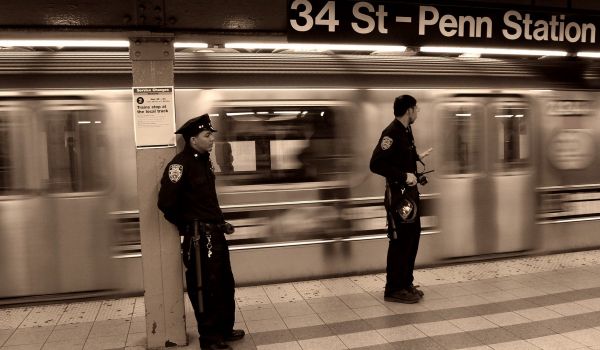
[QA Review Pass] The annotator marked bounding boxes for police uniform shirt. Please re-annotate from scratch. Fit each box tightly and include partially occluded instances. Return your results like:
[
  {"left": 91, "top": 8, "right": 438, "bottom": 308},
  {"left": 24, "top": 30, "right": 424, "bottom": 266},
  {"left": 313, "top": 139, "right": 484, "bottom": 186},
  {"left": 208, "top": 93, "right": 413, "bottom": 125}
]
[
  {"left": 370, "top": 118, "right": 418, "bottom": 185},
  {"left": 158, "top": 145, "right": 224, "bottom": 228}
]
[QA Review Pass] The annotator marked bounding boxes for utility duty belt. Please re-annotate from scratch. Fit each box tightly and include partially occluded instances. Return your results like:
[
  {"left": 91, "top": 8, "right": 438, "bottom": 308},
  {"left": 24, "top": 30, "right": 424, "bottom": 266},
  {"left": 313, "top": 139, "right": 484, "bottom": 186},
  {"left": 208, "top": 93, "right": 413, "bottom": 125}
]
[
  {"left": 181, "top": 219, "right": 235, "bottom": 237},
  {"left": 183, "top": 221, "right": 227, "bottom": 235},
  {"left": 183, "top": 220, "right": 226, "bottom": 263}
]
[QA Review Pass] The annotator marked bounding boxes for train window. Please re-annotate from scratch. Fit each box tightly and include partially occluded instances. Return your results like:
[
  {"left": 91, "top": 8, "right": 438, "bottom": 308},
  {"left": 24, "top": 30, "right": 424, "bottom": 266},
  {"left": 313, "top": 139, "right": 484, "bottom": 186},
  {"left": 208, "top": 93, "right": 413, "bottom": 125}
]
[
  {"left": 270, "top": 139, "right": 308, "bottom": 170},
  {"left": 0, "top": 110, "right": 30, "bottom": 195},
  {"left": 212, "top": 141, "right": 257, "bottom": 173},
  {"left": 491, "top": 103, "right": 530, "bottom": 171},
  {"left": 210, "top": 107, "right": 346, "bottom": 184},
  {"left": 439, "top": 103, "right": 483, "bottom": 175},
  {"left": 44, "top": 108, "right": 108, "bottom": 193}
]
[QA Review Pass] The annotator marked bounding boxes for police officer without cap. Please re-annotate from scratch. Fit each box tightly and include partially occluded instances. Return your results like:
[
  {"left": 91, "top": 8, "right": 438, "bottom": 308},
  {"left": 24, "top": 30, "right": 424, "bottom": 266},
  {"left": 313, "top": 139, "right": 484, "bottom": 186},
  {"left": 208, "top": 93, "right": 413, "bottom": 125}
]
[
  {"left": 370, "top": 95, "right": 432, "bottom": 304},
  {"left": 158, "top": 114, "right": 244, "bottom": 350}
]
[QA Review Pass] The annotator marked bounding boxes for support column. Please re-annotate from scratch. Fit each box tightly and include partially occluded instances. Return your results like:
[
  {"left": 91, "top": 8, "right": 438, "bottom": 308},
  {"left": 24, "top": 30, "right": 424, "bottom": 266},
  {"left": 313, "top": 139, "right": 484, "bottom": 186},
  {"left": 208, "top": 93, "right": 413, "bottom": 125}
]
[{"left": 130, "top": 35, "right": 187, "bottom": 349}]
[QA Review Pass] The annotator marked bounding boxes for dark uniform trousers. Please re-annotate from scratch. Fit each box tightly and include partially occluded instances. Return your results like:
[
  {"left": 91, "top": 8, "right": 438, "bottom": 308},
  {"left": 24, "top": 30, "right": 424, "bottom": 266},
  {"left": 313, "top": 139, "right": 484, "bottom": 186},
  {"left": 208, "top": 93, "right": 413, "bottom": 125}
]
[
  {"left": 181, "top": 226, "right": 235, "bottom": 345},
  {"left": 385, "top": 193, "right": 421, "bottom": 293},
  {"left": 370, "top": 118, "right": 422, "bottom": 294}
]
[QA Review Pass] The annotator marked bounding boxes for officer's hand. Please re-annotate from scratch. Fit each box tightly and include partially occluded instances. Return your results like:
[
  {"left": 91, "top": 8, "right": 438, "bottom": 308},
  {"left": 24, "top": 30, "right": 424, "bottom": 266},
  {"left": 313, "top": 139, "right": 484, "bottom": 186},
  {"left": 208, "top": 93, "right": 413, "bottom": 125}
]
[
  {"left": 406, "top": 173, "right": 418, "bottom": 186},
  {"left": 419, "top": 147, "right": 433, "bottom": 160},
  {"left": 224, "top": 222, "right": 235, "bottom": 235}
]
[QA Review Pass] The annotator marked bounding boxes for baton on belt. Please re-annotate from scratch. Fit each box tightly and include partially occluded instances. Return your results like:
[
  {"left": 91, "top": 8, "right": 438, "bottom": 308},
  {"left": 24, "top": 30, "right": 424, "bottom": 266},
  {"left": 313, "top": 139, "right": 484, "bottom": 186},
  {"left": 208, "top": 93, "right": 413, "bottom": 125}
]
[
  {"left": 385, "top": 182, "right": 398, "bottom": 239},
  {"left": 192, "top": 220, "right": 204, "bottom": 313}
]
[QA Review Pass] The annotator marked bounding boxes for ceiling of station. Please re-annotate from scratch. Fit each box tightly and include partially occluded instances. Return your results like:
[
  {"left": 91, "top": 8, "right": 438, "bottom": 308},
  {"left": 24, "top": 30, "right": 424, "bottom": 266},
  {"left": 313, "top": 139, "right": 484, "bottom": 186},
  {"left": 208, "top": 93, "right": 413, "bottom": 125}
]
[
  {"left": 2, "top": 0, "right": 600, "bottom": 60},
  {"left": 1, "top": 0, "right": 599, "bottom": 35}
]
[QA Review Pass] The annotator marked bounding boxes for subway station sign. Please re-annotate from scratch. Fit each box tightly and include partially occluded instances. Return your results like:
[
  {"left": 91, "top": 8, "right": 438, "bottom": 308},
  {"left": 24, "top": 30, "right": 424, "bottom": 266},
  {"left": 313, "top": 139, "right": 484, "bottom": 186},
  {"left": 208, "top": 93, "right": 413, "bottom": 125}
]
[{"left": 288, "top": 0, "right": 600, "bottom": 50}]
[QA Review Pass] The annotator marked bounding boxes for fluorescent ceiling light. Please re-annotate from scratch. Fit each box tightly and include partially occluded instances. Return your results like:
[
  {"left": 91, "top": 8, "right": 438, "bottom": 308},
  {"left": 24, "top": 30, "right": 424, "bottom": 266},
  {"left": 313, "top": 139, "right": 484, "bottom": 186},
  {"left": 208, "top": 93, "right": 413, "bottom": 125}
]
[
  {"left": 174, "top": 42, "right": 209, "bottom": 49},
  {"left": 225, "top": 42, "right": 406, "bottom": 52},
  {"left": 495, "top": 114, "right": 524, "bottom": 118},
  {"left": 421, "top": 46, "right": 567, "bottom": 57},
  {"left": 0, "top": 40, "right": 210, "bottom": 49},
  {"left": 577, "top": 51, "right": 600, "bottom": 58},
  {"left": 226, "top": 112, "right": 255, "bottom": 116},
  {"left": 0, "top": 39, "right": 130, "bottom": 48}
]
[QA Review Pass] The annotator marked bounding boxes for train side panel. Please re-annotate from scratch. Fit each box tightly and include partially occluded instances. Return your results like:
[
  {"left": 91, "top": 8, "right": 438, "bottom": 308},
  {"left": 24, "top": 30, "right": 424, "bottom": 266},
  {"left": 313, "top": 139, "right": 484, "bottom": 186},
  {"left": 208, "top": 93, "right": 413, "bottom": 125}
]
[
  {"left": 1, "top": 53, "right": 600, "bottom": 300},
  {"left": 536, "top": 91, "right": 600, "bottom": 252}
]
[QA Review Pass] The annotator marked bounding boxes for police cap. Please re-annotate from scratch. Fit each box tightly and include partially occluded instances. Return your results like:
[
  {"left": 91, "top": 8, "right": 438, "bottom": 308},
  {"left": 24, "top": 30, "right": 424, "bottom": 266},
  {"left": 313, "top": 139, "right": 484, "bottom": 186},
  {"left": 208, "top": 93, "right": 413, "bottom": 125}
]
[{"left": 175, "top": 114, "right": 217, "bottom": 137}]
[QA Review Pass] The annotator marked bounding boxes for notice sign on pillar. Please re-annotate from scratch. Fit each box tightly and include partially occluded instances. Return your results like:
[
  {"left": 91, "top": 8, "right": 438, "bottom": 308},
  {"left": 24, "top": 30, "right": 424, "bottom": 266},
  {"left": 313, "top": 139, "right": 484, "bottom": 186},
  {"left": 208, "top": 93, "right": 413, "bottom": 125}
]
[{"left": 132, "top": 87, "right": 176, "bottom": 148}]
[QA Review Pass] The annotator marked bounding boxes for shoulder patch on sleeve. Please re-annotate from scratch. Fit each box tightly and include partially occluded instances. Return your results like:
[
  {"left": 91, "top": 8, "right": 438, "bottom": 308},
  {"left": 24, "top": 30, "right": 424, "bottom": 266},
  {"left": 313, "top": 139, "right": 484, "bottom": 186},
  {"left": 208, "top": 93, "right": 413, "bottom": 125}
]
[
  {"left": 381, "top": 136, "right": 393, "bottom": 150},
  {"left": 168, "top": 164, "right": 183, "bottom": 183}
]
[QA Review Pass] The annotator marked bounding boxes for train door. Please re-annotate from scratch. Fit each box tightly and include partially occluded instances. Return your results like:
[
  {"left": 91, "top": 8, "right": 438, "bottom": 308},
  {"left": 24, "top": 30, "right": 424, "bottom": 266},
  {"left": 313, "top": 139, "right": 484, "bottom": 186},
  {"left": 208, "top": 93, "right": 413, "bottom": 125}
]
[
  {"left": 437, "top": 95, "right": 535, "bottom": 259},
  {"left": 0, "top": 97, "right": 113, "bottom": 299},
  {"left": 0, "top": 101, "right": 53, "bottom": 297},
  {"left": 41, "top": 100, "right": 113, "bottom": 293},
  {"left": 488, "top": 98, "right": 535, "bottom": 252}
]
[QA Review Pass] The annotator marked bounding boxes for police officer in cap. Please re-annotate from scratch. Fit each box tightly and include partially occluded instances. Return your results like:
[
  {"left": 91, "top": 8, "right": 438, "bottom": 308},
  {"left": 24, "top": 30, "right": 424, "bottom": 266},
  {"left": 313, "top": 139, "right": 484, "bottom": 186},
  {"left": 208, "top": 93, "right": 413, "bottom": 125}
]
[
  {"left": 158, "top": 114, "right": 244, "bottom": 350},
  {"left": 370, "top": 95, "right": 432, "bottom": 304}
]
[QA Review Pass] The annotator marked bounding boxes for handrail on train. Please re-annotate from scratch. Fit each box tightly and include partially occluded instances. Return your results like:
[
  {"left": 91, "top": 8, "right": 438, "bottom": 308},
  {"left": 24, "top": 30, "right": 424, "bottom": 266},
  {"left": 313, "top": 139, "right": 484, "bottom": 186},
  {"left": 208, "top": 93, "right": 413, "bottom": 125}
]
[
  {"left": 109, "top": 194, "right": 441, "bottom": 217},
  {"left": 538, "top": 184, "right": 600, "bottom": 192}
]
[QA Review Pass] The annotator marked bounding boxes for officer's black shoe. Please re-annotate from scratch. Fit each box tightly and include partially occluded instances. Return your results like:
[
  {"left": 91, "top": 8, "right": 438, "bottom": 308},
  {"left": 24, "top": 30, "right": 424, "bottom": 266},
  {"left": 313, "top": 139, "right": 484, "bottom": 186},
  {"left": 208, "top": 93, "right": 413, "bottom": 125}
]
[
  {"left": 411, "top": 284, "right": 424, "bottom": 298},
  {"left": 225, "top": 329, "right": 245, "bottom": 341},
  {"left": 200, "top": 341, "right": 232, "bottom": 350},
  {"left": 384, "top": 289, "right": 420, "bottom": 304}
]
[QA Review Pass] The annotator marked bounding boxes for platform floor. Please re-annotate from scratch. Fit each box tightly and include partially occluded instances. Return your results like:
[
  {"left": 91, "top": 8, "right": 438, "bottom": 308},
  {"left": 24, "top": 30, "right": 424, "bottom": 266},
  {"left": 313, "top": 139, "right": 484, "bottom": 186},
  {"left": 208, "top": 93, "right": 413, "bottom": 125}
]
[{"left": 4, "top": 250, "right": 600, "bottom": 349}]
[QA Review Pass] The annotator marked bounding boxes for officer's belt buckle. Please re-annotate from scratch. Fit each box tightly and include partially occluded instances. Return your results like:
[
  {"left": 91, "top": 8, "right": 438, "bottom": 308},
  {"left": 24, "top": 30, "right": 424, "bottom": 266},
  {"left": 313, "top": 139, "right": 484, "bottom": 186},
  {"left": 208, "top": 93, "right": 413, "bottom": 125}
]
[{"left": 195, "top": 221, "right": 224, "bottom": 233}]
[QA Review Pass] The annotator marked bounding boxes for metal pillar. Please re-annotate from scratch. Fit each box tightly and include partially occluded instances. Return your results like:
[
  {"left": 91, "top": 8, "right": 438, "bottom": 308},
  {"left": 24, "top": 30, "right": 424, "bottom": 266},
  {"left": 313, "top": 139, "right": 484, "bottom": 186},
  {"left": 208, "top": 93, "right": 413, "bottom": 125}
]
[{"left": 130, "top": 35, "right": 187, "bottom": 349}]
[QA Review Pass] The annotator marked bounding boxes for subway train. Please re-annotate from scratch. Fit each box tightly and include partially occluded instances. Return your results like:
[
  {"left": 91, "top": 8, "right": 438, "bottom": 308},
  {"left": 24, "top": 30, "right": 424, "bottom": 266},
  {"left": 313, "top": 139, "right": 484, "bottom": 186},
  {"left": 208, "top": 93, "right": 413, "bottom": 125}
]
[{"left": 1, "top": 50, "right": 599, "bottom": 302}]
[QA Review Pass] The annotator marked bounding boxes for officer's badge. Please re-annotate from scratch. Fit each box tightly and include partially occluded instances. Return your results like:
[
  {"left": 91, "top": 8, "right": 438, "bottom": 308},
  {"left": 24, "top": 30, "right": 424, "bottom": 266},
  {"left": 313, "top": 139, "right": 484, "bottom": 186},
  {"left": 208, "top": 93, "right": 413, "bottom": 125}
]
[
  {"left": 381, "top": 136, "right": 393, "bottom": 150},
  {"left": 168, "top": 164, "right": 183, "bottom": 183}
]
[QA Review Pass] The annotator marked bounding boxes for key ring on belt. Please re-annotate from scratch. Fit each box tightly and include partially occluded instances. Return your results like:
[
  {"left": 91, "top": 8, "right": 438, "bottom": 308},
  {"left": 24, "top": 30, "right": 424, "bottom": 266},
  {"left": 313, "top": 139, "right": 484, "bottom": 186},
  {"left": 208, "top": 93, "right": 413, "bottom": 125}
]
[{"left": 191, "top": 220, "right": 214, "bottom": 258}]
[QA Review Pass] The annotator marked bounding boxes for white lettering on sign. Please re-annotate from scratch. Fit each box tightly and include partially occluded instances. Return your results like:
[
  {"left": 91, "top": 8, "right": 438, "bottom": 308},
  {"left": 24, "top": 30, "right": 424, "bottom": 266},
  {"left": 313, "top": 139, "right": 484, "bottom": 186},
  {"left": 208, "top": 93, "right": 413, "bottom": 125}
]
[
  {"left": 290, "top": 0, "right": 339, "bottom": 32},
  {"left": 352, "top": 2, "right": 388, "bottom": 34},
  {"left": 395, "top": 16, "right": 412, "bottom": 23},
  {"left": 288, "top": 1, "right": 598, "bottom": 46},
  {"left": 352, "top": 2, "right": 375, "bottom": 34},
  {"left": 419, "top": 6, "right": 492, "bottom": 38},
  {"left": 419, "top": 6, "right": 439, "bottom": 35},
  {"left": 290, "top": 0, "right": 314, "bottom": 32},
  {"left": 503, "top": 11, "right": 596, "bottom": 43},
  {"left": 315, "top": 1, "right": 340, "bottom": 32}
]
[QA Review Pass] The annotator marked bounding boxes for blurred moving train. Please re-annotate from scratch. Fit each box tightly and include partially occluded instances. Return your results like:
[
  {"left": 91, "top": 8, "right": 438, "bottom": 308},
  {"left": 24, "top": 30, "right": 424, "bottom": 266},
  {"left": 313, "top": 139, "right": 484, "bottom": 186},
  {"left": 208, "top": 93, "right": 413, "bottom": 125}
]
[{"left": 1, "top": 51, "right": 599, "bottom": 302}]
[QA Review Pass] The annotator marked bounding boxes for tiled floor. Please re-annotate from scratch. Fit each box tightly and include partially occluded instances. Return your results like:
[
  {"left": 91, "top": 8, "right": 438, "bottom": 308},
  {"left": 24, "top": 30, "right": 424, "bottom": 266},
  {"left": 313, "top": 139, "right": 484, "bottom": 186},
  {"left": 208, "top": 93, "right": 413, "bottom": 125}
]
[{"left": 4, "top": 250, "right": 600, "bottom": 349}]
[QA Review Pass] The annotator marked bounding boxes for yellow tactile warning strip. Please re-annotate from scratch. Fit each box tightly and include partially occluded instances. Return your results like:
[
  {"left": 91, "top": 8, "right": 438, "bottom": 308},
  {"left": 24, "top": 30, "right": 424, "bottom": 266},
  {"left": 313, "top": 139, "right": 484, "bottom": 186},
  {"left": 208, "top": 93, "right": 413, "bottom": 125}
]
[{"left": 3, "top": 250, "right": 600, "bottom": 349}]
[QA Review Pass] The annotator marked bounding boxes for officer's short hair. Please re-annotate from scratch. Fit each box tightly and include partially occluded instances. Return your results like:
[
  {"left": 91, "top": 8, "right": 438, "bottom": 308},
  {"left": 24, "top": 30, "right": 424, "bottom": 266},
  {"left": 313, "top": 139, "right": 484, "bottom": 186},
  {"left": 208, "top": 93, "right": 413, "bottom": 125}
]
[
  {"left": 181, "top": 132, "right": 197, "bottom": 144},
  {"left": 394, "top": 95, "right": 417, "bottom": 117}
]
